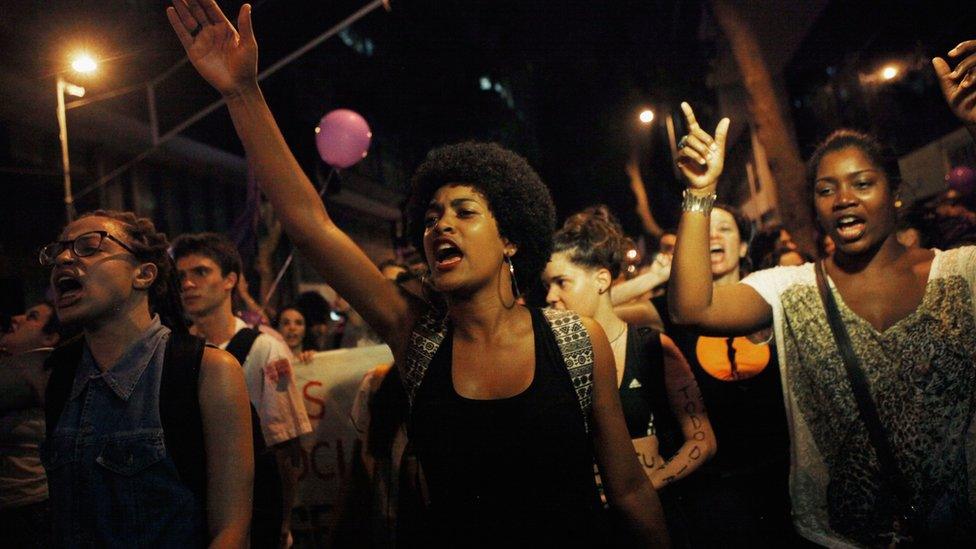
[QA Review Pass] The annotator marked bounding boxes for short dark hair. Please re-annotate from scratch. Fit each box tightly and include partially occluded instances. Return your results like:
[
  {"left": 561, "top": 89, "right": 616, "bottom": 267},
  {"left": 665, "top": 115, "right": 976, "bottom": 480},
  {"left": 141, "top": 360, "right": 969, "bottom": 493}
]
[
  {"left": 171, "top": 232, "right": 243, "bottom": 282},
  {"left": 78, "top": 210, "right": 187, "bottom": 332},
  {"left": 807, "top": 129, "right": 899, "bottom": 193},
  {"left": 553, "top": 206, "right": 627, "bottom": 279},
  {"left": 406, "top": 142, "right": 556, "bottom": 286}
]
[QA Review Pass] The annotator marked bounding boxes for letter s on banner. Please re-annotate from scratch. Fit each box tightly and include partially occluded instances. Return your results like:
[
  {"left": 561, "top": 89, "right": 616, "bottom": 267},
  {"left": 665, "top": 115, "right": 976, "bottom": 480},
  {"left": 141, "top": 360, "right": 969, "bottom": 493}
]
[{"left": 303, "top": 381, "right": 325, "bottom": 420}]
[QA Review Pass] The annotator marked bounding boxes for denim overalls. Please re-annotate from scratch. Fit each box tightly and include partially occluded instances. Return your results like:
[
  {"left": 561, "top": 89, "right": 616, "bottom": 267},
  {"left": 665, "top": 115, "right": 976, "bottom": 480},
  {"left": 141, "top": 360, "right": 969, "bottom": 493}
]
[{"left": 42, "top": 318, "right": 205, "bottom": 547}]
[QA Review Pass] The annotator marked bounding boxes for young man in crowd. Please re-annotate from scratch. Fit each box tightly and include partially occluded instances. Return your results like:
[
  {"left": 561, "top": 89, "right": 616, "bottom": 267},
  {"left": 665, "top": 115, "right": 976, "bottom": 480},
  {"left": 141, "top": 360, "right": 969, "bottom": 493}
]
[{"left": 173, "top": 232, "right": 312, "bottom": 548}]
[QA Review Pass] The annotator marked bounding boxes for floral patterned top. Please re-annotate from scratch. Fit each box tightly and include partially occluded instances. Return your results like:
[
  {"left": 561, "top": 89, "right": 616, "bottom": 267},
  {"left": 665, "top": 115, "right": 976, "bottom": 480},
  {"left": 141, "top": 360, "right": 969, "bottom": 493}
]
[{"left": 743, "top": 246, "right": 976, "bottom": 547}]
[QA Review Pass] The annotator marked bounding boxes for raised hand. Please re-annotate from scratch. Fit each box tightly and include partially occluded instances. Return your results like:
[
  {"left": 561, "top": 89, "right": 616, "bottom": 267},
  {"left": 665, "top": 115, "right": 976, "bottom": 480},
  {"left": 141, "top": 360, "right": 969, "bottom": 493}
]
[
  {"left": 934, "top": 40, "right": 976, "bottom": 127},
  {"left": 675, "top": 102, "right": 730, "bottom": 192},
  {"left": 166, "top": 0, "right": 258, "bottom": 97}
]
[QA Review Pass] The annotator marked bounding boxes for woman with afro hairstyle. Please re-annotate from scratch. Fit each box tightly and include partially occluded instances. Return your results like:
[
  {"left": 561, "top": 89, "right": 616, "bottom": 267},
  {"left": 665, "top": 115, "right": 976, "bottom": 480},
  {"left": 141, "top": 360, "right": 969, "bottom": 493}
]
[
  {"left": 543, "top": 209, "right": 716, "bottom": 547},
  {"left": 166, "top": 1, "right": 668, "bottom": 546}
]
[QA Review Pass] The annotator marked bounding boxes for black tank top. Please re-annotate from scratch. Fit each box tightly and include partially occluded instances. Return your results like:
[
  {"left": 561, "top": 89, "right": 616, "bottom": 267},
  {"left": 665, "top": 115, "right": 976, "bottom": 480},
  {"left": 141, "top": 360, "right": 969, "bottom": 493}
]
[
  {"left": 652, "top": 295, "right": 789, "bottom": 472},
  {"left": 619, "top": 325, "right": 683, "bottom": 458},
  {"left": 409, "top": 307, "right": 605, "bottom": 546}
]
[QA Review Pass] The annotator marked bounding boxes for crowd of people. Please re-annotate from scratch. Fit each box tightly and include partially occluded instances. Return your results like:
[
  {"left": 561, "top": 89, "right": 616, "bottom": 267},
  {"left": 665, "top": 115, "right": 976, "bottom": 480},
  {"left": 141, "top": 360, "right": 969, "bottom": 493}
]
[{"left": 2, "top": 1, "right": 976, "bottom": 547}]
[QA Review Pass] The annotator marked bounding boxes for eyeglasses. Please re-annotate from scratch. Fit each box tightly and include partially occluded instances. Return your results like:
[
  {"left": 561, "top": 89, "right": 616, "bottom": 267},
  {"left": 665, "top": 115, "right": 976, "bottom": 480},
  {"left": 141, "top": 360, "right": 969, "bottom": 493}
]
[{"left": 39, "top": 231, "right": 137, "bottom": 266}]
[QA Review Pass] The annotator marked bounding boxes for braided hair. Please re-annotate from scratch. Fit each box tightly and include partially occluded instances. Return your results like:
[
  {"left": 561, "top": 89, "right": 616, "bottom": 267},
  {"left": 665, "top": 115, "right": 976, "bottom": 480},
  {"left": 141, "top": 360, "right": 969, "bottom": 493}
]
[{"left": 78, "top": 210, "right": 188, "bottom": 333}]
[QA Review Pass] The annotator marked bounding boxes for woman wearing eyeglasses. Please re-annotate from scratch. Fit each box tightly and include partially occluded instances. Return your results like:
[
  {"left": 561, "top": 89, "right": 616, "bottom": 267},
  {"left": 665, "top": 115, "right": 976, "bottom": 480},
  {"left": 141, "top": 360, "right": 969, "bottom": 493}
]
[{"left": 39, "top": 211, "right": 254, "bottom": 548}]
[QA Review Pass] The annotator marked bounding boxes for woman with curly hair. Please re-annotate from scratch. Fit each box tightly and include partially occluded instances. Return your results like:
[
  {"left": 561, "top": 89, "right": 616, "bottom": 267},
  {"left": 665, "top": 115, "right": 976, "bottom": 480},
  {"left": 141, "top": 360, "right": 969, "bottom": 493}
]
[
  {"left": 543, "top": 210, "right": 716, "bottom": 546},
  {"left": 40, "top": 210, "right": 253, "bottom": 547},
  {"left": 165, "top": 1, "right": 668, "bottom": 546},
  {"left": 668, "top": 37, "right": 976, "bottom": 545}
]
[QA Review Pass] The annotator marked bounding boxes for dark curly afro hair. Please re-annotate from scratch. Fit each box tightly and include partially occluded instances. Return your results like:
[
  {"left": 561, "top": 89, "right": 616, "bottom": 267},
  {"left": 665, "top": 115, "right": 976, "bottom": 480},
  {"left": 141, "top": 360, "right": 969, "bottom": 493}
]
[{"left": 406, "top": 142, "right": 556, "bottom": 287}]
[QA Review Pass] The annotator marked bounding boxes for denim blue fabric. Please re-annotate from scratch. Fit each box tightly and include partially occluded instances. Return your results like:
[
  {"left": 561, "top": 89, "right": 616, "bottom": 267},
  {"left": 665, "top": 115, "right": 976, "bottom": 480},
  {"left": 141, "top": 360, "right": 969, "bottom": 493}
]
[{"left": 42, "top": 317, "right": 205, "bottom": 548}]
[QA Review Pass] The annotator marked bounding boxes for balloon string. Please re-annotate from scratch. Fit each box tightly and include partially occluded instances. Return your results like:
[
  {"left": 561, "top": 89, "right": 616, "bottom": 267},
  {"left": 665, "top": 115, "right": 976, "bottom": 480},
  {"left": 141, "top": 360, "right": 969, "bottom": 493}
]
[{"left": 262, "top": 167, "right": 338, "bottom": 308}]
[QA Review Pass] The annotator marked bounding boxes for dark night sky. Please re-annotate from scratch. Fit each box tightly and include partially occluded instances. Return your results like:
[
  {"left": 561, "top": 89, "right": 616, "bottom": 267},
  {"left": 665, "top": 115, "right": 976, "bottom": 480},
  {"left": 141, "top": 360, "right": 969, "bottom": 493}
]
[{"left": 1, "top": 0, "right": 975, "bottom": 312}]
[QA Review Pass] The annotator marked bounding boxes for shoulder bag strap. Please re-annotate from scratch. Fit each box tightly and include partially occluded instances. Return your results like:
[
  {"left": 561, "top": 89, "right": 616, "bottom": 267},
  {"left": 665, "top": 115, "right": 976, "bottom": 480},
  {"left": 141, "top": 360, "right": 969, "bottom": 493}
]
[{"left": 814, "top": 260, "right": 914, "bottom": 508}]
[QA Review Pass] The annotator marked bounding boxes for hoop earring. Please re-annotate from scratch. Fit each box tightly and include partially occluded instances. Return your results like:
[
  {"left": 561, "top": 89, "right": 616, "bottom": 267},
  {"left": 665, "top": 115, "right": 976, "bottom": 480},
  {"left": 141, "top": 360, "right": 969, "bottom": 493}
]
[{"left": 506, "top": 255, "right": 521, "bottom": 300}]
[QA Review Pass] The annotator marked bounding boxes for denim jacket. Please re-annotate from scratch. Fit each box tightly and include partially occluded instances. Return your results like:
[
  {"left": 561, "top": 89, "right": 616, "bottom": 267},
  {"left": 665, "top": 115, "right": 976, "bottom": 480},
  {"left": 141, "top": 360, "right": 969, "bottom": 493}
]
[{"left": 42, "top": 317, "right": 205, "bottom": 547}]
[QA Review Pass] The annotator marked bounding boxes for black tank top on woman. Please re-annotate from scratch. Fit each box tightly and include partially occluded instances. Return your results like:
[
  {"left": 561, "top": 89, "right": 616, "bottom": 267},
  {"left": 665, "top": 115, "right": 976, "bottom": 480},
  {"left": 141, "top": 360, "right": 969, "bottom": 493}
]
[
  {"left": 409, "top": 307, "right": 605, "bottom": 547},
  {"left": 619, "top": 325, "right": 683, "bottom": 458}
]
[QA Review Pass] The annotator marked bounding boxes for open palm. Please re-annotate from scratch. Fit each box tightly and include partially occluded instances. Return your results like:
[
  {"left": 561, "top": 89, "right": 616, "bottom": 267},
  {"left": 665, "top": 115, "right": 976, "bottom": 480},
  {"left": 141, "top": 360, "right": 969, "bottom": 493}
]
[
  {"left": 166, "top": 0, "right": 258, "bottom": 96},
  {"left": 934, "top": 39, "right": 976, "bottom": 126},
  {"left": 675, "top": 102, "right": 730, "bottom": 191}
]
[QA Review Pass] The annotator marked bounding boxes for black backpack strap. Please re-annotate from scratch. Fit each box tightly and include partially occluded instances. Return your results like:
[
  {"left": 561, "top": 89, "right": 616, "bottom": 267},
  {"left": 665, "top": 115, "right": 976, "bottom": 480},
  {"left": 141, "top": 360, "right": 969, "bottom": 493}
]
[
  {"left": 159, "top": 331, "right": 208, "bottom": 507},
  {"left": 221, "top": 328, "right": 284, "bottom": 544},
  {"left": 224, "top": 328, "right": 260, "bottom": 366},
  {"left": 43, "top": 335, "right": 86, "bottom": 438}
]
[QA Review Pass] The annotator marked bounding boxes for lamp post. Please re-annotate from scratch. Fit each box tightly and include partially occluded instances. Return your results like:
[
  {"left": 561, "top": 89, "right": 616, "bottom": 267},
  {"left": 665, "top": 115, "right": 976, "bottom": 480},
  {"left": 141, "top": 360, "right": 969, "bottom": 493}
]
[{"left": 56, "top": 52, "right": 97, "bottom": 223}]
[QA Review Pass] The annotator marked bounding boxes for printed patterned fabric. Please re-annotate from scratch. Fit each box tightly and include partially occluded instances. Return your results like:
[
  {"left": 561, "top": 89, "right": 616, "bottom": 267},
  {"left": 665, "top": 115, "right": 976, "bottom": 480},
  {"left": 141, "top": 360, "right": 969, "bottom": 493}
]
[
  {"left": 400, "top": 307, "right": 594, "bottom": 433},
  {"left": 742, "top": 247, "right": 976, "bottom": 547},
  {"left": 401, "top": 309, "right": 448, "bottom": 410},
  {"left": 541, "top": 308, "right": 594, "bottom": 433}
]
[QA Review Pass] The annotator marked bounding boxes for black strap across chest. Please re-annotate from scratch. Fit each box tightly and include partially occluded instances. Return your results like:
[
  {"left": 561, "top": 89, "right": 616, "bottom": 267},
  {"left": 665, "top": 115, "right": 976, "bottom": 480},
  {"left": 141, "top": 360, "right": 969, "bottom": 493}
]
[{"left": 814, "top": 260, "right": 915, "bottom": 510}]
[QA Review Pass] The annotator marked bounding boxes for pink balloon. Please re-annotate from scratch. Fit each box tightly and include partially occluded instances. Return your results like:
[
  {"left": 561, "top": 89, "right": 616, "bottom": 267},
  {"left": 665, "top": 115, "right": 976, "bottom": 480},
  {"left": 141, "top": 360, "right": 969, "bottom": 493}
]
[
  {"left": 315, "top": 109, "right": 372, "bottom": 168},
  {"left": 946, "top": 166, "right": 976, "bottom": 197}
]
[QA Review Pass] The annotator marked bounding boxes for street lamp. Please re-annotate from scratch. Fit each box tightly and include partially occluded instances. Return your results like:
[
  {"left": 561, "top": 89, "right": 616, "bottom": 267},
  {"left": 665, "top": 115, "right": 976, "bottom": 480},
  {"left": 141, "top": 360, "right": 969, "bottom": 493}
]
[
  {"left": 880, "top": 65, "right": 899, "bottom": 81},
  {"left": 57, "top": 52, "right": 98, "bottom": 222}
]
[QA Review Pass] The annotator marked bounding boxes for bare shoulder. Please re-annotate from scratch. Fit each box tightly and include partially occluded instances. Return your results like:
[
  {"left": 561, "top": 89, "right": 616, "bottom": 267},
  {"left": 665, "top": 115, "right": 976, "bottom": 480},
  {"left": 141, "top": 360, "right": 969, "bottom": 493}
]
[
  {"left": 201, "top": 346, "right": 242, "bottom": 370},
  {"left": 199, "top": 347, "right": 246, "bottom": 390}
]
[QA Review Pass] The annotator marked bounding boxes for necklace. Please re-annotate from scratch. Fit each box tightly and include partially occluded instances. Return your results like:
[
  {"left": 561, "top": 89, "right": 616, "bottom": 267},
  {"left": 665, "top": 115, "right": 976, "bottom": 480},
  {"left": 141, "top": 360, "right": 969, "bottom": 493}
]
[{"left": 608, "top": 324, "right": 626, "bottom": 345}]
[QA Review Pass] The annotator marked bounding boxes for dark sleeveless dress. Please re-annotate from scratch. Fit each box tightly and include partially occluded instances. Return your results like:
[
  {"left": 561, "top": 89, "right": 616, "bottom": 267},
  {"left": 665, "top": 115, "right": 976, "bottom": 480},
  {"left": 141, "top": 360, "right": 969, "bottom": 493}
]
[
  {"left": 652, "top": 294, "right": 794, "bottom": 546},
  {"left": 408, "top": 307, "right": 605, "bottom": 547}
]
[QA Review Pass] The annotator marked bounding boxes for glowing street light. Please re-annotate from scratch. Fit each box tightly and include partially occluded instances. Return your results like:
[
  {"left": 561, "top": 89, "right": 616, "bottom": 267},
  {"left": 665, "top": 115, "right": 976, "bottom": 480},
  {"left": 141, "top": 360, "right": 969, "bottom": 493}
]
[
  {"left": 58, "top": 51, "right": 99, "bottom": 222},
  {"left": 639, "top": 109, "right": 655, "bottom": 124},
  {"left": 70, "top": 52, "right": 98, "bottom": 74},
  {"left": 880, "top": 65, "right": 899, "bottom": 81}
]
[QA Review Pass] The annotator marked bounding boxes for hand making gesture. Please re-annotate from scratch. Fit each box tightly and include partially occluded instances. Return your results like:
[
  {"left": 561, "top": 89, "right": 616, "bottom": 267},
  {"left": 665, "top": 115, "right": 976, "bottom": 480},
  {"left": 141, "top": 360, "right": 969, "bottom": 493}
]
[
  {"left": 675, "top": 102, "right": 730, "bottom": 193},
  {"left": 933, "top": 39, "right": 976, "bottom": 130},
  {"left": 167, "top": 0, "right": 258, "bottom": 97}
]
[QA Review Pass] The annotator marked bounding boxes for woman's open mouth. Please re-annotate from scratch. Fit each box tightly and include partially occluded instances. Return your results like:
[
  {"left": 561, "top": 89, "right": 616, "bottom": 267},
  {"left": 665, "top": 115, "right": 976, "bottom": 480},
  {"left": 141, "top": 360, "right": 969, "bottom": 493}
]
[
  {"left": 433, "top": 241, "right": 463, "bottom": 271},
  {"left": 54, "top": 275, "right": 84, "bottom": 308},
  {"left": 709, "top": 244, "right": 726, "bottom": 264},
  {"left": 835, "top": 215, "right": 866, "bottom": 241}
]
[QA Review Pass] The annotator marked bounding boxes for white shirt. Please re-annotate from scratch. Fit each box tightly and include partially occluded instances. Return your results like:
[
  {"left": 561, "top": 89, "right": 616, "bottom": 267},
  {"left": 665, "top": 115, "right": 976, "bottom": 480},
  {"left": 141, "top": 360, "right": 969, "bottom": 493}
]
[
  {"left": 742, "top": 247, "right": 976, "bottom": 547},
  {"left": 218, "top": 318, "right": 312, "bottom": 446}
]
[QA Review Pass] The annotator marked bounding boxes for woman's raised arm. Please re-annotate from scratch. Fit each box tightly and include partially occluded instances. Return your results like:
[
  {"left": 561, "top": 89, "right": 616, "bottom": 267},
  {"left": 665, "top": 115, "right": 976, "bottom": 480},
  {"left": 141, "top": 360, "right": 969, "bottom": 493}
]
[
  {"left": 667, "top": 103, "right": 771, "bottom": 336},
  {"left": 166, "top": 1, "right": 419, "bottom": 355}
]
